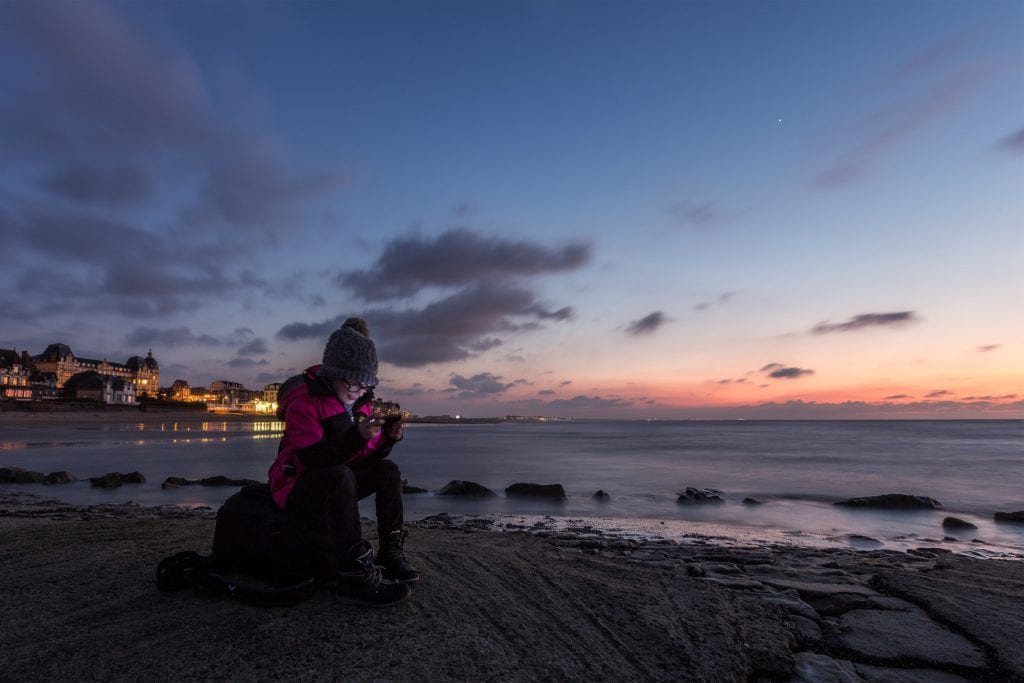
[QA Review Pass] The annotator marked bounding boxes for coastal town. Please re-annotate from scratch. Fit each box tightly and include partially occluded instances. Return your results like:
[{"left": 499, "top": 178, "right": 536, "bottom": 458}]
[
  {"left": 0, "top": 342, "right": 402, "bottom": 416},
  {"left": 0, "top": 343, "right": 553, "bottom": 422}
]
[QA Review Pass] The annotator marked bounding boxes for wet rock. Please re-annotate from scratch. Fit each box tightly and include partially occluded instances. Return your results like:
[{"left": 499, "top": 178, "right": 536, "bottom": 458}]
[
  {"left": 44, "top": 471, "right": 76, "bottom": 484},
  {"left": 698, "top": 577, "right": 764, "bottom": 590},
  {"left": 834, "top": 494, "right": 942, "bottom": 510},
  {"left": 505, "top": 483, "right": 567, "bottom": 500},
  {"left": 789, "top": 653, "right": 861, "bottom": 682},
  {"left": 845, "top": 534, "right": 883, "bottom": 547},
  {"left": 994, "top": 510, "right": 1024, "bottom": 523},
  {"left": 162, "top": 476, "right": 198, "bottom": 489},
  {"left": 89, "top": 473, "right": 123, "bottom": 488},
  {"left": 757, "top": 590, "right": 820, "bottom": 621},
  {"left": 742, "top": 497, "right": 763, "bottom": 505},
  {"left": 592, "top": 489, "right": 611, "bottom": 502},
  {"left": 810, "top": 594, "right": 913, "bottom": 618},
  {"left": 760, "top": 578, "right": 876, "bottom": 602},
  {"left": 832, "top": 607, "right": 986, "bottom": 669},
  {"left": 89, "top": 471, "right": 144, "bottom": 488},
  {"left": 854, "top": 662, "right": 970, "bottom": 682},
  {"left": 436, "top": 480, "right": 497, "bottom": 497},
  {"left": 199, "top": 475, "right": 259, "bottom": 487},
  {"left": 942, "top": 516, "right": 977, "bottom": 530},
  {"left": 402, "top": 484, "right": 429, "bottom": 494},
  {"left": 788, "top": 615, "right": 823, "bottom": 643},
  {"left": 0, "top": 467, "right": 46, "bottom": 483},
  {"left": 676, "top": 487, "right": 724, "bottom": 504}
]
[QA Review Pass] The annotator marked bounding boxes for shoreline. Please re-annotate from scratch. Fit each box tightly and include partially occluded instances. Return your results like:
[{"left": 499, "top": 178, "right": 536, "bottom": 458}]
[{"left": 2, "top": 491, "right": 1023, "bottom": 681}]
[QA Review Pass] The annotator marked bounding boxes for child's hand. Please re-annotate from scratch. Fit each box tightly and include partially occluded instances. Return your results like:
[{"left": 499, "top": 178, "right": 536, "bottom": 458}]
[
  {"left": 357, "top": 416, "right": 382, "bottom": 441},
  {"left": 383, "top": 418, "right": 404, "bottom": 442}
]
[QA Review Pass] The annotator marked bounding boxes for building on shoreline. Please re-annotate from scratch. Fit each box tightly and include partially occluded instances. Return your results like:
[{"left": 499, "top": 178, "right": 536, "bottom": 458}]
[
  {"left": 1, "top": 344, "right": 159, "bottom": 404},
  {"left": 33, "top": 344, "right": 160, "bottom": 396},
  {"left": 0, "top": 349, "right": 33, "bottom": 400}
]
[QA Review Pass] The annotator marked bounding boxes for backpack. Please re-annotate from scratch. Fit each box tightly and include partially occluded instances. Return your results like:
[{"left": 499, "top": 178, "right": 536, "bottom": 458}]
[
  {"left": 212, "top": 483, "right": 333, "bottom": 581},
  {"left": 156, "top": 483, "right": 332, "bottom": 607}
]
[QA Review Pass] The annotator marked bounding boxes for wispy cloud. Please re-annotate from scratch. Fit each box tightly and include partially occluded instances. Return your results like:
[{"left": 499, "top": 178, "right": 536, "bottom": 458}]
[
  {"left": 695, "top": 292, "right": 735, "bottom": 312},
  {"left": 812, "top": 311, "right": 918, "bottom": 334},
  {"left": 625, "top": 311, "right": 670, "bottom": 336},
  {"left": 993, "top": 127, "right": 1024, "bottom": 156},
  {"left": 813, "top": 30, "right": 991, "bottom": 189},
  {"left": 977, "top": 344, "right": 1001, "bottom": 353}
]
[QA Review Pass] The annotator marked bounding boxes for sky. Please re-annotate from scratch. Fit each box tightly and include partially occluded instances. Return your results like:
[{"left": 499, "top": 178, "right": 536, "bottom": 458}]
[{"left": 0, "top": 0, "right": 1021, "bottom": 419}]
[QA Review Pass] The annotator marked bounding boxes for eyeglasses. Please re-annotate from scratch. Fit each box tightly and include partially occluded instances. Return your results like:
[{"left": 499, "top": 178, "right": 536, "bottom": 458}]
[{"left": 341, "top": 378, "right": 375, "bottom": 392}]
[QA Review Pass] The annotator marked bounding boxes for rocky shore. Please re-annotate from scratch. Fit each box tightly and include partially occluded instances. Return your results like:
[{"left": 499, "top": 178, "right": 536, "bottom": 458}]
[{"left": 1, "top": 491, "right": 1022, "bottom": 682}]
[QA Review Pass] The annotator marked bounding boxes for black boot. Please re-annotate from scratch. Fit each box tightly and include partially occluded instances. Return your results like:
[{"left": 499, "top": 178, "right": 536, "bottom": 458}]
[
  {"left": 332, "top": 541, "right": 411, "bottom": 607},
  {"left": 377, "top": 529, "right": 420, "bottom": 583}
]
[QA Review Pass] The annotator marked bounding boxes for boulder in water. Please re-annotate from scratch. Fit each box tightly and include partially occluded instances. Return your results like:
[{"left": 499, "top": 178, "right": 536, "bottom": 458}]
[
  {"left": 942, "top": 517, "right": 977, "bottom": 530},
  {"left": 436, "top": 480, "right": 497, "bottom": 497},
  {"left": 833, "top": 494, "right": 942, "bottom": 510},
  {"left": 199, "top": 475, "right": 259, "bottom": 487},
  {"left": 0, "top": 467, "right": 47, "bottom": 483},
  {"left": 592, "top": 490, "right": 611, "bottom": 502},
  {"left": 677, "top": 487, "right": 725, "bottom": 504},
  {"left": 994, "top": 511, "right": 1024, "bottom": 523},
  {"left": 44, "top": 471, "right": 76, "bottom": 484},
  {"left": 90, "top": 473, "right": 123, "bottom": 488},
  {"left": 505, "top": 483, "right": 566, "bottom": 500}
]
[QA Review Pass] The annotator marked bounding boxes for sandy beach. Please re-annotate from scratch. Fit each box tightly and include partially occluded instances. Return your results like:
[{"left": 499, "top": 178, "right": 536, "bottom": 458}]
[{"left": 1, "top": 491, "right": 1022, "bottom": 682}]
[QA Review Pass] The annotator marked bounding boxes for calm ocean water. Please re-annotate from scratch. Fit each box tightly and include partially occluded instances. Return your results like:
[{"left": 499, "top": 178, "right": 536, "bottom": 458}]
[{"left": 3, "top": 419, "right": 1023, "bottom": 555}]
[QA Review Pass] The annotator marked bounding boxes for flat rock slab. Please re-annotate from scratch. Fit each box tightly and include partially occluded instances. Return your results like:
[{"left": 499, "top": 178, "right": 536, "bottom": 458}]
[
  {"left": 854, "top": 662, "right": 970, "bottom": 682},
  {"left": 789, "top": 653, "right": 861, "bottom": 682},
  {"left": 833, "top": 606, "right": 986, "bottom": 670},
  {"left": 873, "top": 555, "right": 1024, "bottom": 680},
  {"left": 760, "top": 578, "right": 876, "bottom": 600}
]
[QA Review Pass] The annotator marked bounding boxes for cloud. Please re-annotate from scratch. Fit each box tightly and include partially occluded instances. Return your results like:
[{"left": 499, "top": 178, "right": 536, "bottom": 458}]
[
  {"left": 760, "top": 363, "right": 814, "bottom": 379},
  {"left": 238, "top": 338, "right": 269, "bottom": 356},
  {"left": 811, "top": 311, "right": 918, "bottom": 334},
  {"left": 625, "top": 311, "right": 669, "bottom": 336},
  {"left": 271, "top": 228, "right": 590, "bottom": 367},
  {"left": 337, "top": 228, "right": 591, "bottom": 301},
  {"left": 1, "top": 0, "right": 209, "bottom": 156},
  {"left": 41, "top": 164, "right": 151, "bottom": 206},
  {"left": 227, "top": 357, "right": 269, "bottom": 368},
  {"left": 926, "top": 389, "right": 952, "bottom": 398},
  {"left": 370, "top": 284, "right": 571, "bottom": 366},
  {"left": 695, "top": 291, "right": 735, "bottom": 312},
  {"left": 670, "top": 201, "right": 720, "bottom": 227},
  {"left": 125, "top": 327, "right": 222, "bottom": 347},
  {"left": 977, "top": 344, "right": 1001, "bottom": 353},
  {"left": 994, "top": 127, "right": 1024, "bottom": 155},
  {"left": 449, "top": 372, "right": 514, "bottom": 396},
  {"left": 277, "top": 317, "right": 344, "bottom": 343},
  {"left": 0, "top": 1, "right": 346, "bottom": 326},
  {"left": 538, "top": 389, "right": 556, "bottom": 396},
  {"left": 885, "top": 394, "right": 912, "bottom": 400}
]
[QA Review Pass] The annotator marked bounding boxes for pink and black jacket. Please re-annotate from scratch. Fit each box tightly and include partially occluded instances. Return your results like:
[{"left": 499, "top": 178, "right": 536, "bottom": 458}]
[{"left": 268, "top": 365, "right": 394, "bottom": 509}]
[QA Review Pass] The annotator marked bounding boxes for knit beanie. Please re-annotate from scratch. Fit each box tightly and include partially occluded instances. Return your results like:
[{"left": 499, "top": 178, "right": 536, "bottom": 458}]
[{"left": 317, "top": 318, "right": 379, "bottom": 386}]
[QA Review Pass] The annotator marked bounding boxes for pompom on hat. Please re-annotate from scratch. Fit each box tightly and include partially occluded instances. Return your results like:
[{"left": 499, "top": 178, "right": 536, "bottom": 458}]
[{"left": 317, "top": 317, "right": 378, "bottom": 387}]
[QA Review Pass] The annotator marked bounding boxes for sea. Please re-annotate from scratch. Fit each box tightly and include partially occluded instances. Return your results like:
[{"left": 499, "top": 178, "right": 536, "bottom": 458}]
[{"left": 3, "top": 419, "right": 1023, "bottom": 557}]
